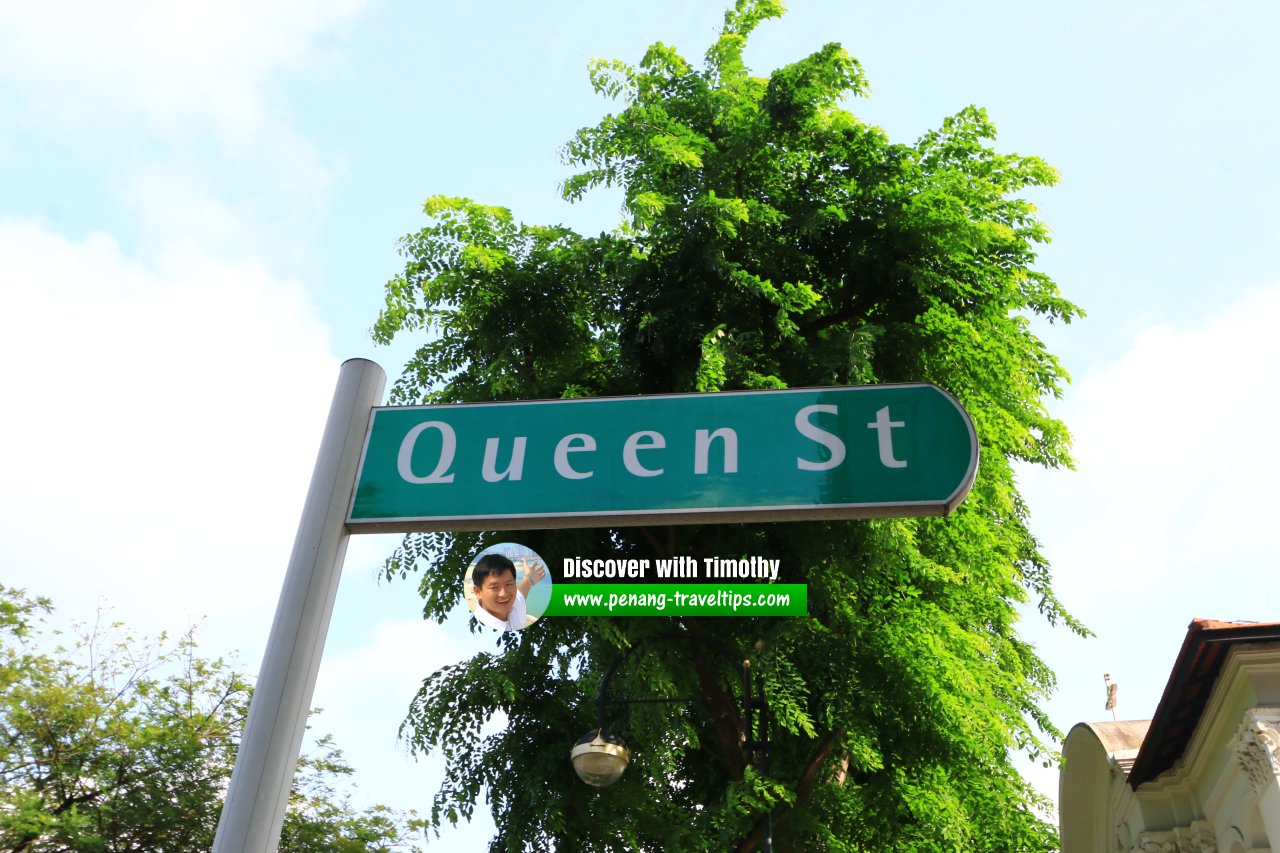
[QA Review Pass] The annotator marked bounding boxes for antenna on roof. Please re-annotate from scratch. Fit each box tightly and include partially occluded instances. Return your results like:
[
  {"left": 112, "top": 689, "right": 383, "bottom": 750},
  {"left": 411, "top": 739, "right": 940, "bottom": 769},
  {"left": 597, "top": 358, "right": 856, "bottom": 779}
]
[{"left": 1103, "top": 673, "right": 1118, "bottom": 721}]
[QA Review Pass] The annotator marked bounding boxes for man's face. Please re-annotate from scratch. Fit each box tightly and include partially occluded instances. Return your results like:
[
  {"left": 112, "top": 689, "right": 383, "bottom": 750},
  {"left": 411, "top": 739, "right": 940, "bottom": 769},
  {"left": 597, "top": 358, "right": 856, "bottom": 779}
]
[{"left": 475, "top": 569, "right": 517, "bottom": 620}]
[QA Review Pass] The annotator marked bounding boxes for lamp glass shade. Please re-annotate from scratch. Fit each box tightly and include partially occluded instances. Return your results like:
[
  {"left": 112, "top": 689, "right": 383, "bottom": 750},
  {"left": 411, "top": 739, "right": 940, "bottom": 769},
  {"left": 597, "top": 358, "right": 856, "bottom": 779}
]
[{"left": 571, "top": 730, "right": 630, "bottom": 787}]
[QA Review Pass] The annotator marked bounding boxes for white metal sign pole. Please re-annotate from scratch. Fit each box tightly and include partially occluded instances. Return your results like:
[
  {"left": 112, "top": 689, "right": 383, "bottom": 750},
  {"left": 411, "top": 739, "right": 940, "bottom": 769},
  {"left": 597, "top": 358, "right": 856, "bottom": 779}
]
[{"left": 213, "top": 358, "right": 386, "bottom": 852}]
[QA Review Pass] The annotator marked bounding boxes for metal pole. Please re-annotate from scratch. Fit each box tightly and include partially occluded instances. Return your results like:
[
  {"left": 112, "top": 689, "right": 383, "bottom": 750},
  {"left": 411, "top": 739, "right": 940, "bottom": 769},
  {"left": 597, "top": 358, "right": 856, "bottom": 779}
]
[{"left": 213, "top": 358, "right": 385, "bottom": 853}]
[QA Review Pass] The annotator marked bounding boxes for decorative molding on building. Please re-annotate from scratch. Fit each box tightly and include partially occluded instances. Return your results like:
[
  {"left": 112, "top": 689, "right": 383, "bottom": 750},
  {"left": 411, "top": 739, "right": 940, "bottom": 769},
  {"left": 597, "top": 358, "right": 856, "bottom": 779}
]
[
  {"left": 1174, "top": 821, "right": 1218, "bottom": 853},
  {"left": 1061, "top": 628, "right": 1280, "bottom": 853},
  {"left": 1131, "top": 821, "right": 1218, "bottom": 853},
  {"left": 1133, "top": 831, "right": 1178, "bottom": 853},
  {"left": 1232, "top": 708, "right": 1280, "bottom": 796},
  {"left": 1116, "top": 818, "right": 1133, "bottom": 853}
]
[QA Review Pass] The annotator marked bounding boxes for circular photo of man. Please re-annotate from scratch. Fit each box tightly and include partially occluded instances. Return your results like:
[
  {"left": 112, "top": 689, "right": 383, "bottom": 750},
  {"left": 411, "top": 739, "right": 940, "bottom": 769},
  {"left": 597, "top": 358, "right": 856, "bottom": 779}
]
[{"left": 464, "top": 543, "right": 551, "bottom": 632}]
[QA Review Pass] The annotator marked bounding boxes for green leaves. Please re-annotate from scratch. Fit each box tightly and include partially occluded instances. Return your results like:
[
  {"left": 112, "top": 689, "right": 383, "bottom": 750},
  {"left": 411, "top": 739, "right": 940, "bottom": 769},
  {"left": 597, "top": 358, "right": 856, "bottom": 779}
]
[
  {"left": 764, "top": 43, "right": 868, "bottom": 130},
  {"left": 0, "top": 587, "right": 426, "bottom": 853},
  {"left": 375, "top": 2, "right": 1080, "bottom": 850},
  {"left": 373, "top": 196, "right": 625, "bottom": 405}
]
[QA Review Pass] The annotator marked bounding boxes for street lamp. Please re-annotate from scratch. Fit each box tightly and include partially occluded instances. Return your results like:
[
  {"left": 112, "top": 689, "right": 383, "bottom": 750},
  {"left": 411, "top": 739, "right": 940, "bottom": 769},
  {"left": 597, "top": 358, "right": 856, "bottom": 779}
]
[
  {"left": 569, "top": 729, "right": 630, "bottom": 787},
  {"left": 569, "top": 630, "right": 772, "bottom": 850}
]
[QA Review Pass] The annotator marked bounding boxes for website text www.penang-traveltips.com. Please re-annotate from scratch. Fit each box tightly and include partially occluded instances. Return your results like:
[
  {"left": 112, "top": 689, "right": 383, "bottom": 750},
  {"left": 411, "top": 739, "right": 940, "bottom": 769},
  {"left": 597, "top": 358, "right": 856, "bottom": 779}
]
[{"left": 560, "top": 589, "right": 793, "bottom": 614}]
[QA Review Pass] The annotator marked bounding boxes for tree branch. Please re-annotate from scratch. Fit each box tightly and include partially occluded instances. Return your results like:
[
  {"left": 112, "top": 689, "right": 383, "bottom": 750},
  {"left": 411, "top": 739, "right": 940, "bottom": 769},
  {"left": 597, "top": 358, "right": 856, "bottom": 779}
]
[
  {"left": 732, "top": 728, "right": 860, "bottom": 853},
  {"left": 682, "top": 617, "right": 748, "bottom": 780}
]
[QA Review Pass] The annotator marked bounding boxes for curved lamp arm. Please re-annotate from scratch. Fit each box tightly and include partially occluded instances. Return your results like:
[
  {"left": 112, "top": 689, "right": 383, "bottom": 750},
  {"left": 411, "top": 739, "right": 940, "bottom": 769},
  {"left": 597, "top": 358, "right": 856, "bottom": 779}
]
[{"left": 593, "top": 629, "right": 769, "bottom": 768}]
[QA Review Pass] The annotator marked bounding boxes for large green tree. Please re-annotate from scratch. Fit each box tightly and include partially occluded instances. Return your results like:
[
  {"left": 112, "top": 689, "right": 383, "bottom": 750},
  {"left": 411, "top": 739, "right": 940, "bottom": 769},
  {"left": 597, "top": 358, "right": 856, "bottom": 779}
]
[
  {"left": 0, "top": 587, "right": 425, "bottom": 853},
  {"left": 375, "top": 2, "right": 1083, "bottom": 850}
]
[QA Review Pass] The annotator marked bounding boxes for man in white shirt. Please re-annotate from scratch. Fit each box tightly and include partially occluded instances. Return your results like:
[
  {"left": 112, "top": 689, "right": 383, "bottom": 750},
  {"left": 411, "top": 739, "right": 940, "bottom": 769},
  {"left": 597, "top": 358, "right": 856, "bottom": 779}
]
[{"left": 471, "top": 553, "right": 546, "bottom": 632}]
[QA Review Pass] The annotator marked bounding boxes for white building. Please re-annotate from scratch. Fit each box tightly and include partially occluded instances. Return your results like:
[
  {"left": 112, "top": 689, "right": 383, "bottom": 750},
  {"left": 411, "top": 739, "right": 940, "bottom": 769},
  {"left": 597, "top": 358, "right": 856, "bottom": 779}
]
[{"left": 1060, "top": 619, "right": 1280, "bottom": 852}]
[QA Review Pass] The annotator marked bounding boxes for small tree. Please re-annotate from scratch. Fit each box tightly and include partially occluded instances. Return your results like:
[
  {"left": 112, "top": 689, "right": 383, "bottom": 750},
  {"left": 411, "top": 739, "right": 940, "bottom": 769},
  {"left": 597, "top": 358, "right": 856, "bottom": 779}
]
[
  {"left": 0, "top": 586, "right": 425, "bottom": 853},
  {"left": 375, "top": 2, "right": 1083, "bottom": 849}
]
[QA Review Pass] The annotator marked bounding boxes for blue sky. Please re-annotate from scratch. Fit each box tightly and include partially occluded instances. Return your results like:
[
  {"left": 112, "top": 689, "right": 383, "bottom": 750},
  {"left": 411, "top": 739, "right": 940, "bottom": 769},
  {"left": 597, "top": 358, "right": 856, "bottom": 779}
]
[{"left": 3, "top": 0, "right": 1280, "bottom": 844}]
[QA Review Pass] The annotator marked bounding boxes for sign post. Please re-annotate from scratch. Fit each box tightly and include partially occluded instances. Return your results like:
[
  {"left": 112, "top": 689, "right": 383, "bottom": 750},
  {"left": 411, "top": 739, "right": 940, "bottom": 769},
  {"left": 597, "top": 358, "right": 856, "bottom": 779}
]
[
  {"left": 214, "top": 370, "right": 976, "bottom": 850},
  {"left": 213, "top": 358, "right": 386, "bottom": 853}
]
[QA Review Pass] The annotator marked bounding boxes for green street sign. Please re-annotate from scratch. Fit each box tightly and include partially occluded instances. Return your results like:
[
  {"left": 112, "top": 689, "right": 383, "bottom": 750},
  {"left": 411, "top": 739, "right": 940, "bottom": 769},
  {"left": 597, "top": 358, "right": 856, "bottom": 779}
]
[{"left": 347, "top": 384, "right": 977, "bottom": 532}]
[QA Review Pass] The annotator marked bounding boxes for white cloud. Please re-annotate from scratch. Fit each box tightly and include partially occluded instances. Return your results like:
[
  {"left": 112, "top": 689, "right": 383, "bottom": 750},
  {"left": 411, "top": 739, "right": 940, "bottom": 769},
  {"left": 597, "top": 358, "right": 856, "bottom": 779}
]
[
  {"left": 0, "top": 0, "right": 360, "bottom": 269},
  {"left": 310, "top": 608, "right": 501, "bottom": 844},
  {"left": 313, "top": 617, "right": 463, "bottom": 752},
  {"left": 0, "top": 217, "right": 485, "bottom": 840},
  {"left": 0, "top": 0, "right": 366, "bottom": 137},
  {"left": 1022, "top": 284, "right": 1280, "bottom": 619},
  {"left": 118, "top": 156, "right": 329, "bottom": 267},
  {"left": 0, "top": 217, "right": 340, "bottom": 655},
  {"left": 1017, "top": 284, "right": 1280, "bottom": 810}
]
